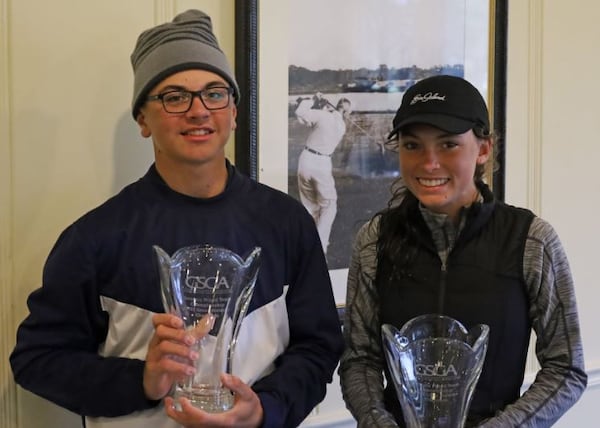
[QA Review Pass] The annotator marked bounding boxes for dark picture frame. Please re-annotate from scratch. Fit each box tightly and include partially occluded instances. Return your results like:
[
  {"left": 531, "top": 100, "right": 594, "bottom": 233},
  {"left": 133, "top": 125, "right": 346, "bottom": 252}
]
[
  {"left": 490, "top": 0, "right": 508, "bottom": 201},
  {"left": 234, "top": 0, "right": 259, "bottom": 180}
]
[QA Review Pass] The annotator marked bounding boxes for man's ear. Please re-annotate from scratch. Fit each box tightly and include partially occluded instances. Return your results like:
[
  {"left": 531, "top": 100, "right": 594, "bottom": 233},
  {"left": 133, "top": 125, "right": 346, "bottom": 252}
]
[
  {"left": 136, "top": 111, "right": 151, "bottom": 138},
  {"left": 231, "top": 105, "right": 237, "bottom": 131}
]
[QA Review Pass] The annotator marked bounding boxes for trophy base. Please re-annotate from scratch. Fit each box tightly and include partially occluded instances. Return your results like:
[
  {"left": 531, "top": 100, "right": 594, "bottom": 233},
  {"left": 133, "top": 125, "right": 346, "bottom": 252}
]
[{"left": 173, "top": 385, "right": 234, "bottom": 413}]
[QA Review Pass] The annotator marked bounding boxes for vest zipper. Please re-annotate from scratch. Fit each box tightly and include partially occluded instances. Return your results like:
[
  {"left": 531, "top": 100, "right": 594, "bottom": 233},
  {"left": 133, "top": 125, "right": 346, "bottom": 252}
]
[{"left": 438, "top": 259, "right": 447, "bottom": 314}]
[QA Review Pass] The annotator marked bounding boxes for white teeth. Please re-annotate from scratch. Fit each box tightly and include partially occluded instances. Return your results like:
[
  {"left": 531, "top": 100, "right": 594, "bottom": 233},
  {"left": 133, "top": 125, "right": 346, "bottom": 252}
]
[
  {"left": 185, "top": 129, "right": 210, "bottom": 136},
  {"left": 419, "top": 178, "right": 448, "bottom": 187}
]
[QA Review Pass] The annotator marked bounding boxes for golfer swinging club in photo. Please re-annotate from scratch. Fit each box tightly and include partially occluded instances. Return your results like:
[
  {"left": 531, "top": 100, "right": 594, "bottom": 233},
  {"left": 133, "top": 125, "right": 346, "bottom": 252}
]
[{"left": 294, "top": 92, "right": 352, "bottom": 255}]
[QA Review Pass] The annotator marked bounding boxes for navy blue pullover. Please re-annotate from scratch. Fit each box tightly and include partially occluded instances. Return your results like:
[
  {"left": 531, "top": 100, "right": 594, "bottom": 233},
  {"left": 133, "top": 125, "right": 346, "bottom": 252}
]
[{"left": 11, "top": 162, "right": 344, "bottom": 428}]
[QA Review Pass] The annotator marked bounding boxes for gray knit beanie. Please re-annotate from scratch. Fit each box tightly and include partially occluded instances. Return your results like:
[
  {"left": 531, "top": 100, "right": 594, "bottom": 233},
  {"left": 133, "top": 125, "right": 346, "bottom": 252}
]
[{"left": 130, "top": 9, "right": 239, "bottom": 118}]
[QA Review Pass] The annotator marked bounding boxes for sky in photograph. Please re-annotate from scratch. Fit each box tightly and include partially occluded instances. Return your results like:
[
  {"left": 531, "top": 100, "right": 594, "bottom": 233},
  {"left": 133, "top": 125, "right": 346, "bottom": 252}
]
[{"left": 288, "top": 0, "right": 482, "bottom": 71}]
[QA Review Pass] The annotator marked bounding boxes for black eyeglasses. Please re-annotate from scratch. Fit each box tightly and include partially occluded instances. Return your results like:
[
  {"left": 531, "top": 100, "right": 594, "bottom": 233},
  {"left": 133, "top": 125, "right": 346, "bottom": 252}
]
[{"left": 146, "top": 86, "right": 233, "bottom": 113}]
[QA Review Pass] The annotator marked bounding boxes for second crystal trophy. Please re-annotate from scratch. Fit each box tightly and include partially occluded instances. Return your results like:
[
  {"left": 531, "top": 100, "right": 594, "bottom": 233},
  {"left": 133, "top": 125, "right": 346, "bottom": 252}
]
[{"left": 382, "top": 314, "right": 489, "bottom": 428}]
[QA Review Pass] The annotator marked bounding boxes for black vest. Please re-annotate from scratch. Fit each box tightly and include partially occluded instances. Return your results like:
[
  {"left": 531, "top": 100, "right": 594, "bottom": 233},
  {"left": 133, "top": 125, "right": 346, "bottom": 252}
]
[{"left": 377, "top": 192, "right": 535, "bottom": 425}]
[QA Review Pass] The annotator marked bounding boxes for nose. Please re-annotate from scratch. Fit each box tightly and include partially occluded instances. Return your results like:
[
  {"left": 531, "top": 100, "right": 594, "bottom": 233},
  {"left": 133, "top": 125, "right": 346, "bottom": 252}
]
[
  {"left": 422, "top": 147, "right": 440, "bottom": 172},
  {"left": 187, "top": 94, "right": 210, "bottom": 117}
]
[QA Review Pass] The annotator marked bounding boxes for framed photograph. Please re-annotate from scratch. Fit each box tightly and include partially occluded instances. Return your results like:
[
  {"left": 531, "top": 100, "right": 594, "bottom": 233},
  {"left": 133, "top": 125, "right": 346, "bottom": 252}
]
[{"left": 235, "top": 0, "right": 508, "bottom": 306}]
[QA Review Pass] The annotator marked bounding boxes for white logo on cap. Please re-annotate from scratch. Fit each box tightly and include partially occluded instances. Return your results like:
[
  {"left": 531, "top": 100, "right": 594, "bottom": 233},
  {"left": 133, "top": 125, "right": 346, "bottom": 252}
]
[{"left": 410, "top": 92, "right": 446, "bottom": 105}]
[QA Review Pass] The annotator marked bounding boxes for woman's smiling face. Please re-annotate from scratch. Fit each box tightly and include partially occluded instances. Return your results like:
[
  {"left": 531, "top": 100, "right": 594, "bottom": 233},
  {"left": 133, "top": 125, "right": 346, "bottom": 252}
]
[{"left": 398, "top": 123, "right": 491, "bottom": 223}]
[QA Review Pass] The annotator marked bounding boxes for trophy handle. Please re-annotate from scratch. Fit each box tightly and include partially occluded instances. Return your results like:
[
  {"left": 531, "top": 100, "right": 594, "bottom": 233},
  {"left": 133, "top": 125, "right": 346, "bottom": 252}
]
[
  {"left": 469, "top": 324, "right": 490, "bottom": 355},
  {"left": 153, "top": 245, "right": 179, "bottom": 315}
]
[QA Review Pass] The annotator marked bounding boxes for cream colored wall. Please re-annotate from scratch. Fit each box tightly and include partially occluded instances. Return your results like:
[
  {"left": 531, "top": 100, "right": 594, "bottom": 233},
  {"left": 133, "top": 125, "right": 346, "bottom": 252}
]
[
  {"left": 1, "top": 1, "right": 236, "bottom": 427},
  {"left": 3, "top": 1, "right": 600, "bottom": 427},
  {"left": 505, "top": 1, "right": 600, "bottom": 425}
]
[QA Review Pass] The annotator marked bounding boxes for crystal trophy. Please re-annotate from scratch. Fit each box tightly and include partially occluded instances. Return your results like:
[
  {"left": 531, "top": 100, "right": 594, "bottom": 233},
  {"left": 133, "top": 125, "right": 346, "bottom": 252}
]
[
  {"left": 154, "top": 244, "right": 261, "bottom": 412},
  {"left": 382, "top": 314, "right": 489, "bottom": 428}
]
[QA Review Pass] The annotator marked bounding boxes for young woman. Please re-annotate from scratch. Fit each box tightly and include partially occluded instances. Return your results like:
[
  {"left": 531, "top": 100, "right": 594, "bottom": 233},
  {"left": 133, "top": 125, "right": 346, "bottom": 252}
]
[{"left": 339, "top": 75, "right": 587, "bottom": 427}]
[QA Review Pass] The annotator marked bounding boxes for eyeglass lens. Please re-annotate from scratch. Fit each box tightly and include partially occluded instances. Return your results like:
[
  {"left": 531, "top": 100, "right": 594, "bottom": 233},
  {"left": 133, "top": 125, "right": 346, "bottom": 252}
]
[{"left": 162, "top": 87, "right": 231, "bottom": 113}]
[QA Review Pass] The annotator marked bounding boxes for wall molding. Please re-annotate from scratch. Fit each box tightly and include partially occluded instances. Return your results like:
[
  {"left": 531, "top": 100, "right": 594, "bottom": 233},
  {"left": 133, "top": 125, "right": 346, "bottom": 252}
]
[
  {"left": 523, "top": 0, "right": 544, "bottom": 377},
  {"left": 587, "top": 367, "right": 600, "bottom": 389},
  {"left": 0, "top": 0, "right": 17, "bottom": 426},
  {"left": 154, "top": 0, "right": 175, "bottom": 23},
  {"left": 527, "top": 0, "right": 543, "bottom": 214}
]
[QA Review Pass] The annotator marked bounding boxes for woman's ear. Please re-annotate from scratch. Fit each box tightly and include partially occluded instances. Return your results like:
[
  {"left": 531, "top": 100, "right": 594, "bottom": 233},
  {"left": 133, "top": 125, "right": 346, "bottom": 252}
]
[{"left": 477, "top": 138, "right": 492, "bottom": 165}]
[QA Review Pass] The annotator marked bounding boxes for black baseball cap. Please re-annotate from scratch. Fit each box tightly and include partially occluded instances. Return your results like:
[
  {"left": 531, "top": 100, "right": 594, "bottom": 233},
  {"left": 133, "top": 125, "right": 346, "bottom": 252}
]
[{"left": 388, "top": 75, "right": 490, "bottom": 139}]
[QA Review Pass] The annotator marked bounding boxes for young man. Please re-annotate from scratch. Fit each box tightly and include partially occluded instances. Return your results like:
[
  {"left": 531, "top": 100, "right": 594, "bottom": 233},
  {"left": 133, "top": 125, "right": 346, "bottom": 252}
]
[{"left": 10, "top": 10, "right": 343, "bottom": 428}]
